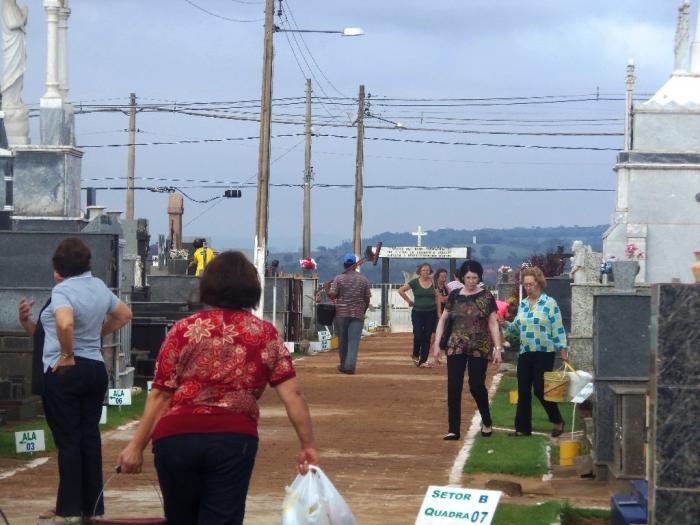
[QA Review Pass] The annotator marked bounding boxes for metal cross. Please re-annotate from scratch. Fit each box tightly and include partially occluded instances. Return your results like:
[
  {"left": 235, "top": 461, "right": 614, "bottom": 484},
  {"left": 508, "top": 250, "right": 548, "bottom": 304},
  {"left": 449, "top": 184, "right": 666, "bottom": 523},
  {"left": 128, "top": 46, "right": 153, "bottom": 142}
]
[{"left": 412, "top": 225, "right": 428, "bottom": 247}]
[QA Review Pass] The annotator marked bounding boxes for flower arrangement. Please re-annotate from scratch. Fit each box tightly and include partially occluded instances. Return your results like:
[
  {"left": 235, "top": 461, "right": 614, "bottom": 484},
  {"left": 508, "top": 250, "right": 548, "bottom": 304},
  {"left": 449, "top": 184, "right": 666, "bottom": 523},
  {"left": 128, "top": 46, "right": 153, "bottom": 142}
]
[
  {"left": 498, "top": 265, "right": 512, "bottom": 273},
  {"left": 299, "top": 258, "right": 317, "bottom": 270},
  {"left": 625, "top": 243, "right": 645, "bottom": 260}
]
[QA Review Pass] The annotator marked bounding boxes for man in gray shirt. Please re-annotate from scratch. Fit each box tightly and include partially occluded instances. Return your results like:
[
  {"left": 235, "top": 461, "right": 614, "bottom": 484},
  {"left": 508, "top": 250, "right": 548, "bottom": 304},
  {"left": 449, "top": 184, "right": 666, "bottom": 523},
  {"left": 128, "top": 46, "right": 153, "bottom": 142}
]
[{"left": 329, "top": 253, "right": 371, "bottom": 374}]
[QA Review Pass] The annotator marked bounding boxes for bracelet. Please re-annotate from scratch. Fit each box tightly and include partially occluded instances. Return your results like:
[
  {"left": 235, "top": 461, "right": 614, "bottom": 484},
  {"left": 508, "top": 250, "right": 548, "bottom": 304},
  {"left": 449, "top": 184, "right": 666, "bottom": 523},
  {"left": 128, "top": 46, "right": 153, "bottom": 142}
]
[{"left": 61, "top": 352, "right": 74, "bottom": 359}]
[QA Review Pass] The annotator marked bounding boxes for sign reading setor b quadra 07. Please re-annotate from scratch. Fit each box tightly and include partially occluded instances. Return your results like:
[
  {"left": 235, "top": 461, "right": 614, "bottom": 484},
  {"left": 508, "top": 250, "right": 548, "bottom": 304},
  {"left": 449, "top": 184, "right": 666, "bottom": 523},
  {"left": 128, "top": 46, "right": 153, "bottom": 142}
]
[{"left": 415, "top": 486, "right": 502, "bottom": 525}]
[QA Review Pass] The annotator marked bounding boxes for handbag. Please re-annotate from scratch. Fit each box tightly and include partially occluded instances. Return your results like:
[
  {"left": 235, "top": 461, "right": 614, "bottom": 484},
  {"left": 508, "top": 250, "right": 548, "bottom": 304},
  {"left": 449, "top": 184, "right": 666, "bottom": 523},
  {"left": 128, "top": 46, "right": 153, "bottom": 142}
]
[
  {"left": 438, "top": 290, "right": 460, "bottom": 350},
  {"left": 438, "top": 313, "right": 453, "bottom": 350}
]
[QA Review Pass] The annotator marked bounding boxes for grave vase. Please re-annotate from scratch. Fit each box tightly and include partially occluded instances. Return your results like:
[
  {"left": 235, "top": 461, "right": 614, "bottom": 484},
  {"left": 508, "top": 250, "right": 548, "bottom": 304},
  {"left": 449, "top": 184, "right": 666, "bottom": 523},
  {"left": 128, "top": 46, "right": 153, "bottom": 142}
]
[
  {"left": 693, "top": 251, "right": 700, "bottom": 283},
  {"left": 611, "top": 260, "right": 639, "bottom": 291}
]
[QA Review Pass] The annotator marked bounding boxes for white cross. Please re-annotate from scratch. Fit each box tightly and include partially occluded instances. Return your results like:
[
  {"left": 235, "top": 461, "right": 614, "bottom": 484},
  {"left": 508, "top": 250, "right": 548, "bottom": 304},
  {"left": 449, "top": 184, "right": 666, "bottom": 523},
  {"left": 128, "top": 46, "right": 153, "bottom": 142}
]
[{"left": 412, "top": 225, "right": 428, "bottom": 247}]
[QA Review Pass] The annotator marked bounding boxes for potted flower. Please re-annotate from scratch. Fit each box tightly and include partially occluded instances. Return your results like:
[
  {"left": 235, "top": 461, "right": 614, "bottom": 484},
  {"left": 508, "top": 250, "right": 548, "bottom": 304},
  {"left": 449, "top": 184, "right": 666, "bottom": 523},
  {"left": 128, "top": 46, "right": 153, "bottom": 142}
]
[
  {"left": 299, "top": 258, "right": 317, "bottom": 271},
  {"left": 612, "top": 244, "right": 644, "bottom": 291},
  {"left": 497, "top": 265, "right": 513, "bottom": 283}
]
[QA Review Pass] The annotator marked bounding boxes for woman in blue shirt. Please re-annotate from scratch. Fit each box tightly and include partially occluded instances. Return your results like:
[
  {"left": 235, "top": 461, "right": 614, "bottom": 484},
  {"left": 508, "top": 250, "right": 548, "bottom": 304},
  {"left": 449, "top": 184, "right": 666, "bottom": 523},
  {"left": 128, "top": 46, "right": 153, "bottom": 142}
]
[
  {"left": 18, "top": 237, "right": 132, "bottom": 523},
  {"left": 504, "top": 266, "right": 568, "bottom": 437}
]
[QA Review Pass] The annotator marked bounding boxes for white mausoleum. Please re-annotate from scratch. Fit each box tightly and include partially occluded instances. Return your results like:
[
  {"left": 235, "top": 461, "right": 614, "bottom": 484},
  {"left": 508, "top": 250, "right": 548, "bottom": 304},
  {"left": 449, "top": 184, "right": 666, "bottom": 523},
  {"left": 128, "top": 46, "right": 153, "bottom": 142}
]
[{"left": 603, "top": 0, "right": 700, "bottom": 283}]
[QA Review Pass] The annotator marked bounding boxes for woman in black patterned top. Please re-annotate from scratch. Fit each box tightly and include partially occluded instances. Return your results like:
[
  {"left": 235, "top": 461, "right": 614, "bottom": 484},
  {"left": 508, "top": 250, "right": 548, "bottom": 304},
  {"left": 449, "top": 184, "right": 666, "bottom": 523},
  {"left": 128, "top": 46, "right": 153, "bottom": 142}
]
[{"left": 433, "top": 260, "right": 503, "bottom": 440}]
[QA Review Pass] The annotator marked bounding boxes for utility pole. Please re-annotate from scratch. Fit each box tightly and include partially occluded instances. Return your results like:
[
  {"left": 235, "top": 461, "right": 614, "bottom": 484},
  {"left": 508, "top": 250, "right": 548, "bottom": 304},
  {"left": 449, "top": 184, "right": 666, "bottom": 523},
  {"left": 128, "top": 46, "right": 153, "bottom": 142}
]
[
  {"left": 126, "top": 92, "right": 136, "bottom": 220},
  {"left": 254, "top": 0, "right": 275, "bottom": 315},
  {"left": 303, "top": 78, "right": 313, "bottom": 260},
  {"left": 352, "top": 84, "right": 365, "bottom": 256}
]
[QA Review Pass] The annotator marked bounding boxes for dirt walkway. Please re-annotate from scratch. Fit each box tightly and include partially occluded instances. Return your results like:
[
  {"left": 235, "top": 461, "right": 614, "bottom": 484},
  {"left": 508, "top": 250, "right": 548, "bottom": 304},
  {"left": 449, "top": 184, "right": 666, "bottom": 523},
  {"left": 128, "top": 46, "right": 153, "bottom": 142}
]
[{"left": 0, "top": 332, "right": 612, "bottom": 524}]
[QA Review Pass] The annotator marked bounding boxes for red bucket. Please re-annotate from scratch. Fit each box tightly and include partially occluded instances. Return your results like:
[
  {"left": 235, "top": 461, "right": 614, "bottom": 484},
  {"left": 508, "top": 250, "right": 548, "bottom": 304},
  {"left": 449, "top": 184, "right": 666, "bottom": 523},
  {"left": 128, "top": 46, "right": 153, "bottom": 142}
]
[{"left": 92, "top": 519, "right": 166, "bottom": 525}]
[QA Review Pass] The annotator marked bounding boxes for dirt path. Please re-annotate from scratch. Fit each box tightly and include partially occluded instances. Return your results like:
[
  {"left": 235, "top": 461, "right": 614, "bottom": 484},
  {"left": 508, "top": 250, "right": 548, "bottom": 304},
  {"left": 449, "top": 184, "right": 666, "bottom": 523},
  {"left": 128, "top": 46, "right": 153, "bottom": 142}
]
[{"left": 0, "top": 332, "right": 612, "bottom": 524}]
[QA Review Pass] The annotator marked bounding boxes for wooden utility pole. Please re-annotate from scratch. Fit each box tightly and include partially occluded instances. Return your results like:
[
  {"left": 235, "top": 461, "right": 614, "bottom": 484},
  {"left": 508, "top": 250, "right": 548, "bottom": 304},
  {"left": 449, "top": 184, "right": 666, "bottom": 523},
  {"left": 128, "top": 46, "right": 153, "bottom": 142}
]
[
  {"left": 353, "top": 84, "right": 365, "bottom": 256},
  {"left": 254, "top": 0, "right": 275, "bottom": 315},
  {"left": 126, "top": 92, "right": 136, "bottom": 220},
  {"left": 303, "top": 79, "right": 313, "bottom": 260}
]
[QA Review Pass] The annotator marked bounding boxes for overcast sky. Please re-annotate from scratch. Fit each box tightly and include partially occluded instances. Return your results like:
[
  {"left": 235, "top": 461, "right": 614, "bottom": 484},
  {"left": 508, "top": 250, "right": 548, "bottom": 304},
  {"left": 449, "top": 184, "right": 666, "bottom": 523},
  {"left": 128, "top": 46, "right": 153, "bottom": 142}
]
[{"left": 17, "top": 0, "right": 687, "bottom": 250}]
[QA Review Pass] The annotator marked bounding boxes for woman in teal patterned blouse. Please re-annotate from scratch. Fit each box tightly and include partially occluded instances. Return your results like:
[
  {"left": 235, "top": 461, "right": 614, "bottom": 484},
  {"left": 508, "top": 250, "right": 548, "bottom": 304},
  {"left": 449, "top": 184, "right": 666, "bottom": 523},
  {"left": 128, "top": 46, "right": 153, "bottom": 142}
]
[{"left": 505, "top": 266, "right": 569, "bottom": 437}]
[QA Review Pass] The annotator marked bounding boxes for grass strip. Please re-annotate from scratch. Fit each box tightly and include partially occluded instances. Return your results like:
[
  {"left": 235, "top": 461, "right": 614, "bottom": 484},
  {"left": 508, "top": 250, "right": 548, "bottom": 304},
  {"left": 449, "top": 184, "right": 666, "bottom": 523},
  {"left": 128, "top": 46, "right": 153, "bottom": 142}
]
[
  {"left": 0, "top": 391, "right": 146, "bottom": 459},
  {"left": 464, "top": 432, "right": 549, "bottom": 477},
  {"left": 494, "top": 502, "right": 611, "bottom": 525}
]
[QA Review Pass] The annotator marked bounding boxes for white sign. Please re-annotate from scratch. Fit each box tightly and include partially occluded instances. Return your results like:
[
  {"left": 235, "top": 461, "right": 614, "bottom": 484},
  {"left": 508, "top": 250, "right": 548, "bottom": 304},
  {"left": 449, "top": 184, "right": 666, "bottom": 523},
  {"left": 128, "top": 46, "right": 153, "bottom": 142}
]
[
  {"left": 100, "top": 406, "right": 107, "bottom": 425},
  {"left": 108, "top": 388, "right": 132, "bottom": 406},
  {"left": 416, "top": 486, "right": 501, "bottom": 525},
  {"left": 284, "top": 341, "right": 296, "bottom": 354},
  {"left": 147, "top": 381, "right": 153, "bottom": 393},
  {"left": 15, "top": 430, "right": 46, "bottom": 453},
  {"left": 318, "top": 330, "right": 332, "bottom": 341},
  {"left": 571, "top": 382, "right": 594, "bottom": 404},
  {"left": 382, "top": 247, "right": 469, "bottom": 259}
]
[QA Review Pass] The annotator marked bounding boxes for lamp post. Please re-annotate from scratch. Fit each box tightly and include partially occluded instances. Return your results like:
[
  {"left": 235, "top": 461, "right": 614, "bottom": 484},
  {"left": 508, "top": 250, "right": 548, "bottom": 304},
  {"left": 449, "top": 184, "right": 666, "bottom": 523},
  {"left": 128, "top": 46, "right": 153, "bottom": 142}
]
[{"left": 253, "top": 0, "right": 363, "bottom": 316}]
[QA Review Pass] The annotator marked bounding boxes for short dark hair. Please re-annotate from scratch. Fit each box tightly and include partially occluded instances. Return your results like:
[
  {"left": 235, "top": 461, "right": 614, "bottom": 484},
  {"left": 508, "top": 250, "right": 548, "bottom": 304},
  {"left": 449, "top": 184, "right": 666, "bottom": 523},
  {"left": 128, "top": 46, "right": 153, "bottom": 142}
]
[
  {"left": 433, "top": 268, "right": 448, "bottom": 287},
  {"left": 52, "top": 237, "right": 92, "bottom": 278},
  {"left": 417, "top": 263, "right": 433, "bottom": 274},
  {"left": 193, "top": 238, "right": 204, "bottom": 249},
  {"left": 199, "top": 251, "right": 261, "bottom": 310},
  {"left": 459, "top": 259, "right": 483, "bottom": 282}
]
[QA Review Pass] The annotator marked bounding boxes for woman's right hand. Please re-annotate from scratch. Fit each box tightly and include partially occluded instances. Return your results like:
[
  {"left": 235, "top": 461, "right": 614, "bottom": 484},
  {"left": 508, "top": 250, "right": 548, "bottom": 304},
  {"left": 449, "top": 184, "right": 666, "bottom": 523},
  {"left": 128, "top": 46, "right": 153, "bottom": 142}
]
[
  {"left": 117, "top": 443, "right": 144, "bottom": 474},
  {"left": 18, "top": 298, "right": 34, "bottom": 323},
  {"left": 297, "top": 447, "right": 320, "bottom": 475}
]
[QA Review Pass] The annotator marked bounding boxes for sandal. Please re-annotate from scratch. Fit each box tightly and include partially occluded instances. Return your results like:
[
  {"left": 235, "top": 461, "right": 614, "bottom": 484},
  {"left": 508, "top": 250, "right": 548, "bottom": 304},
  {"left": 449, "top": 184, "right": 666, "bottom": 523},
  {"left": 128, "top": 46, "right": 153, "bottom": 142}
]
[
  {"left": 38, "top": 508, "right": 56, "bottom": 519},
  {"left": 443, "top": 432, "right": 460, "bottom": 441},
  {"left": 481, "top": 425, "right": 493, "bottom": 437},
  {"left": 551, "top": 422, "right": 565, "bottom": 438}
]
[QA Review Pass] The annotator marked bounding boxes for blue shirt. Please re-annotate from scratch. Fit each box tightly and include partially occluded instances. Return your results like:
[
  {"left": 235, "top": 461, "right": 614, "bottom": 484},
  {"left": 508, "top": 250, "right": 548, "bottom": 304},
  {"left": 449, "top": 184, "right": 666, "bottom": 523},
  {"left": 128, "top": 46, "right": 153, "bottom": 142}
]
[
  {"left": 505, "top": 293, "right": 567, "bottom": 353},
  {"left": 40, "top": 272, "right": 120, "bottom": 371}
]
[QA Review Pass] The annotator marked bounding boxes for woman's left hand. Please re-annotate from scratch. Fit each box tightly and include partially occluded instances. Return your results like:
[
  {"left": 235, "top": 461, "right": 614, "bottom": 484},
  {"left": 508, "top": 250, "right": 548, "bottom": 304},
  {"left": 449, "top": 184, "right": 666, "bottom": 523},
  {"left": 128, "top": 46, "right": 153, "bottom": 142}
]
[
  {"left": 560, "top": 349, "right": 569, "bottom": 362},
  {"left": 51, "top": 355, "right": 75, "bottom": 372},
  {"left": 117, "top": 444, "right": 144, "bottom": 474},
  {"left": 492, "top": 348, "right": 502, "bottom": 368}
]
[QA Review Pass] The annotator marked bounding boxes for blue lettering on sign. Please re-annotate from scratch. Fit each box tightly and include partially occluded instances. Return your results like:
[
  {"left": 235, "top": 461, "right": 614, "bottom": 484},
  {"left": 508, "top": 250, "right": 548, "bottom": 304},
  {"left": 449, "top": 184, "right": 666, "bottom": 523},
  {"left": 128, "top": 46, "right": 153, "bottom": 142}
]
[{"left": 479, "top": 495, "right": 488, "bottom": 503}]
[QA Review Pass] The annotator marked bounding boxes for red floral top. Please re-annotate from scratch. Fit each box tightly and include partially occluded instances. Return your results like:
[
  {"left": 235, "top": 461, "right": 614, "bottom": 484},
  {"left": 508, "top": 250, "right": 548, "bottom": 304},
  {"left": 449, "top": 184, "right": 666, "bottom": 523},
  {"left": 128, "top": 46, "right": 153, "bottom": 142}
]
[{"left": 151, "top": 309, "right": 295, "bottom": 441}]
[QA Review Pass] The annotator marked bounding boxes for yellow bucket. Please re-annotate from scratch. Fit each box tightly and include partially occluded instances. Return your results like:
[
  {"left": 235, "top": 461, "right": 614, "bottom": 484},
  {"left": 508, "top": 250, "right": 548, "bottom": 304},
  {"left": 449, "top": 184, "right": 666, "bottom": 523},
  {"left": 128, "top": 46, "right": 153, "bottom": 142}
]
[
  {"left": 559, "top": 440, "right": 581, "bottom": 466},
  {"left": 330, "top": 336, "right": 339, "bottom": 349},
  {"left": 509, "top": 390, "right": 518, "bottom": 404},
  {"left": 543, "top": 369, "right": 569, "bottom": 402}
]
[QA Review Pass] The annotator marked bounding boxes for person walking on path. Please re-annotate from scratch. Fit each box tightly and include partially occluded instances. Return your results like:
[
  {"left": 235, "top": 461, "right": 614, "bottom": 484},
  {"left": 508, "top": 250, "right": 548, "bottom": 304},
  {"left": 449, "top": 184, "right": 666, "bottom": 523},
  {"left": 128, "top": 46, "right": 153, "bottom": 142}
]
[
  {"left": 433, "top": 260, "right": 502, "bottom": 440},
  {"left": 18, "top": 237, "right": 133, "bottom": 524},
  {"left": 118, "top": 251, "right": 318, "bottom": 525},
  {"left": 399, "top": 263, "right": 437, "bottom": 367},
  {"left": 434, "top": 267, "right": 449, "bottom": 317},
  {"left": 189, "top": 238, "right": 215, "bottom": 277},
  {"left": 329, "top": 253, "right": 371, "bottom": 374},
  {"left": 502, "top": 266, "right": 568, "bottom": 437}
]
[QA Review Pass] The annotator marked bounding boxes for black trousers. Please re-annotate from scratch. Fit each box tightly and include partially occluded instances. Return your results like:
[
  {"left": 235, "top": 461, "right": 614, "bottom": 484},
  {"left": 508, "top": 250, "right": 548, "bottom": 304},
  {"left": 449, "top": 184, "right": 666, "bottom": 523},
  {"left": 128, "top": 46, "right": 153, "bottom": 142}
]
[
  {"left": 154, "top": 433, "right": 259, "bottom": 525},
  {"left": 515, "top": 351, "right": 563, "bottom": 433},
  {"left": 411, "top": 309, "right": 436, "bottom": 364},
  {"left": 42, "top": 357, "right": 108, "bottom": 517},
  {"left": 447, "top": 353, "right": 492, "bottom": 435}
]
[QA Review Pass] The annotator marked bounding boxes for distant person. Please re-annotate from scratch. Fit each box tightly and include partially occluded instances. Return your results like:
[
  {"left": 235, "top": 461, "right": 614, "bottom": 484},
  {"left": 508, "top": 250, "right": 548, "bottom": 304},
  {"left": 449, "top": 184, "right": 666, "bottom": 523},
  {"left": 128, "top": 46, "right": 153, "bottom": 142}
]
[
  {"left": 502, "top": 266, "right": 568, "bottom": 438},
  {"left": 399, "top": 263, "right": 436, "bottom": 367},
  {"left": 329, "top": 253, "right": 371, "bottom": 374},
  {"left": 118, "top": 251, "right": 318, "bottom": 524},
  {"left": 434, "top": 268, "right": 449, "bottom": 317},
  {"left": 18, "top": 237, "right": 133, "bottom": 523},
  {"left": 189, "top": 238, "right": 214, "bottom": 277},
  {"left": 433, "top": 260, "right": 502, "bottom": 440},
  {"left": 265, "top": 259, "right": 280, "bottom": 277}
]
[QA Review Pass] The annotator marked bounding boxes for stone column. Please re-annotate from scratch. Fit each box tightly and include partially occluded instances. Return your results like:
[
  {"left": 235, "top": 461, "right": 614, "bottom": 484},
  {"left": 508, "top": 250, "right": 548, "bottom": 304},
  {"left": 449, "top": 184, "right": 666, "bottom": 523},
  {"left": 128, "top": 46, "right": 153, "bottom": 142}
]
[
  {"left": 57, "top": 0, "right": 74, "bottom": 144},
  {"left": 40, "top": 0, "right": 65, "bottom": 145}
]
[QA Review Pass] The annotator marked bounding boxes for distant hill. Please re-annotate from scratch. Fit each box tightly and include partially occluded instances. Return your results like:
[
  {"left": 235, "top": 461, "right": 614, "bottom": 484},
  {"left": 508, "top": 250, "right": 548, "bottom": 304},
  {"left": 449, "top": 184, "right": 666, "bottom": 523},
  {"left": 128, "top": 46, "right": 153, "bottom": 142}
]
[{"left": 271, "top": 225, "right": 607, "bottom": 283}]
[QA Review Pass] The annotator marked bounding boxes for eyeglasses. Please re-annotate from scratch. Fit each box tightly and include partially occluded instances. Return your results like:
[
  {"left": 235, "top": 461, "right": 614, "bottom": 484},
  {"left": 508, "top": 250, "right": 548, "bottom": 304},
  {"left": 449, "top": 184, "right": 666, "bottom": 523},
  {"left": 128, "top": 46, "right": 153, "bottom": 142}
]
[{"left": 522, "top": 282, "right": 537, "bottom": 288}]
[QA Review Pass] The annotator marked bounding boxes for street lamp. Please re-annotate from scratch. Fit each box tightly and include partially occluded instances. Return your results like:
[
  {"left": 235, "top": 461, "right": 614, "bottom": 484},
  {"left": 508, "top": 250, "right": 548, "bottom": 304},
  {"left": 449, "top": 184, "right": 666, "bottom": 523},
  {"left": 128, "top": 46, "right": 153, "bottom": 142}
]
[{"left": 254, "top": 0, "right": 363, "bottom": 316}]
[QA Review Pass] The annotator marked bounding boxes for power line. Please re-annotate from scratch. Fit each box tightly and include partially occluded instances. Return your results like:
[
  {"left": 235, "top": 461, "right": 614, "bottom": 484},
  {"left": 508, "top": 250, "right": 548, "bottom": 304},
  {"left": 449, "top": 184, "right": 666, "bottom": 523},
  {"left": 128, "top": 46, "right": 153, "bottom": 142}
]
[
  {"left": 86, "top": 183, "right": 615, "bottom": 193},
  {"left": 77, "top": 132, "right": 304, "bottom": 148},
  {"left": 183, "top": 0, "right": 263, "bottom": 22}
]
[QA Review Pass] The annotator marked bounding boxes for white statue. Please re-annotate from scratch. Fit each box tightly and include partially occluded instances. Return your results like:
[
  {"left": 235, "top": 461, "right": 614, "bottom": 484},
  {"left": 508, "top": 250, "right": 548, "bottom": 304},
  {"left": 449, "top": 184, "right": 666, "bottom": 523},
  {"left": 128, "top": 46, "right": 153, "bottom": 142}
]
[
  {"left": 570, "top": 240, "right": 589, "bottom": 284},
  {"left": 2, "top": 0, "right": 30, "bottom": 145}
]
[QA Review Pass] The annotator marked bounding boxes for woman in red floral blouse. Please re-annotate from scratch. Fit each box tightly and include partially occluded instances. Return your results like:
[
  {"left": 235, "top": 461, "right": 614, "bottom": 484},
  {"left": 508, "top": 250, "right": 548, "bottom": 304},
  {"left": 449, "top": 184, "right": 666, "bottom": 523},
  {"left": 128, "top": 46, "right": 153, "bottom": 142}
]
[{"left": 118, "top": 251, "right": 318, "bottom": 525}]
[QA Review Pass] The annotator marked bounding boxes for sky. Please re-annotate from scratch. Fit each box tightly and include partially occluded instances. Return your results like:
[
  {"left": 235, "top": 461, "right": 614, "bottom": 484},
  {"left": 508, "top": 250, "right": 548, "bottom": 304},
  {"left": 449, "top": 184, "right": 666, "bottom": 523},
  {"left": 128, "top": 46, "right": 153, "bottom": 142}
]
[{"left": 15, "top": 0, "right": 687, "bottom": 250}]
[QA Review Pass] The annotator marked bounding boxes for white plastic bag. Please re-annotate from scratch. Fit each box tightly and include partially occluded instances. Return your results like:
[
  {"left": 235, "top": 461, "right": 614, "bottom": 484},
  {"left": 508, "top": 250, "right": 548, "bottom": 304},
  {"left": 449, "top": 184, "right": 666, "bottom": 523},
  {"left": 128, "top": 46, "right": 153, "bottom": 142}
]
[
  {"left": 281, "top": 466, "right": 357, "bottom": 525},
  {"left": 566, "top": 368, "right": 593, "bottom": 401}
]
